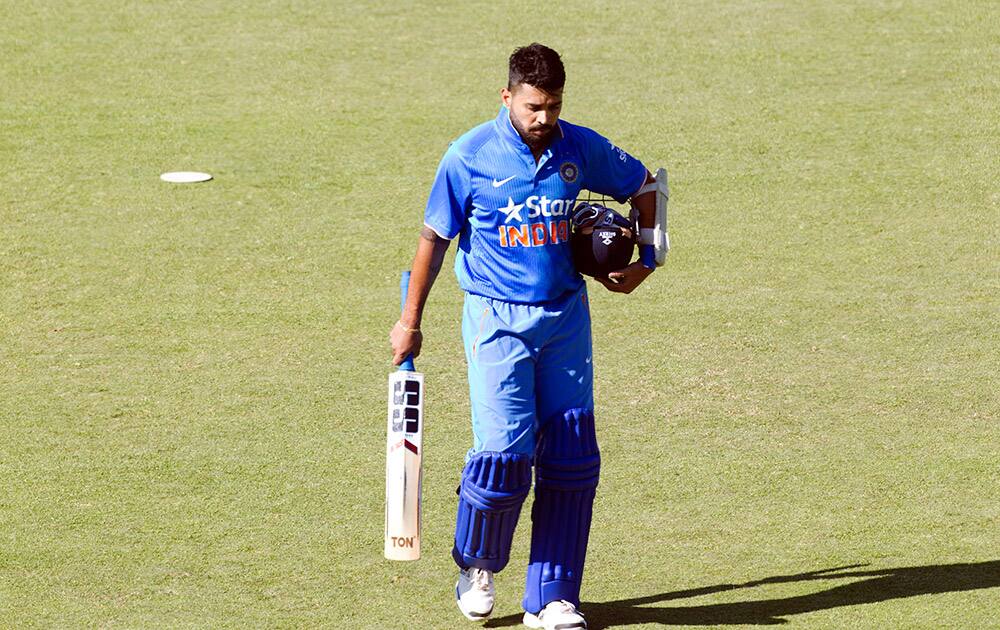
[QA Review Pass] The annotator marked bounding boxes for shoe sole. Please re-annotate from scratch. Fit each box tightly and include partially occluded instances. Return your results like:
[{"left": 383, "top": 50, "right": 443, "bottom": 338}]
[{"left": 522, "top": 611, "right": 587, "bottom": 629}]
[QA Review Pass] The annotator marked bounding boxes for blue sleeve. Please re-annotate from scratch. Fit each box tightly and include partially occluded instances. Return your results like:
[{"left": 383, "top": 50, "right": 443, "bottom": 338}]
[
  {"left": 423, "top": 144, "right": 471, "bottom": 240},
  {"left": 578, "top": 127, "right": 647, "bottom": 203}
]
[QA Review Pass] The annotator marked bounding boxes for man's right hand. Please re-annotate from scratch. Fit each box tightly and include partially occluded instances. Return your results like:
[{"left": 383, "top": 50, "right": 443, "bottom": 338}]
[{"left": 390, "top": 321, "right": 423, "bottom": 366}]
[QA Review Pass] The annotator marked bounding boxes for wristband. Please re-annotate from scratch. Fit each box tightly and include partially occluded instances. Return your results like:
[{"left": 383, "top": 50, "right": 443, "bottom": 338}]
[{"left": 639, "top": 244, "right": 656, "bottom": 270}]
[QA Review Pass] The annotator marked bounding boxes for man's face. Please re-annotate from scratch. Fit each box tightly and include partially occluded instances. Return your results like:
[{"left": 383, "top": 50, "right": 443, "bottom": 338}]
[{"left": 501, "top": 83, "right": 563, "bottom": 151}]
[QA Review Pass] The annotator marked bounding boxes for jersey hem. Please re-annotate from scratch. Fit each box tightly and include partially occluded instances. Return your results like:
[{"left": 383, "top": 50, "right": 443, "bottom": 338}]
[{"left": 461, "top": 277, "right": 586, "bottom": 306}]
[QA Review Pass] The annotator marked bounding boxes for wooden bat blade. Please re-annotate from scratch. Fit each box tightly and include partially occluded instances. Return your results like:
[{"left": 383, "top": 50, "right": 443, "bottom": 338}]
[{"left": 384, "top": 369, "right": 424, "bottom": 560}]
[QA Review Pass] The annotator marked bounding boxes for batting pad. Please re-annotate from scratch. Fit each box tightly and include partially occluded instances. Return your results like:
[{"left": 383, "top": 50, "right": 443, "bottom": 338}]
[
  {"left": 522, "top": 408, "right": 601, "bottom": 614},
  {"left": 452, "top": 451, "right": 532, "bottom": 572}
]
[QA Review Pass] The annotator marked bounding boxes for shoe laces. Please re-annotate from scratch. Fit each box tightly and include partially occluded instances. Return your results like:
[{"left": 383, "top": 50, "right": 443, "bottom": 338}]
[
  {"left": 546, "top": 600, "right": 583, "bottom": 617},
  {"left": 470, "top": 568, "right": 492, "bottom": 591}
]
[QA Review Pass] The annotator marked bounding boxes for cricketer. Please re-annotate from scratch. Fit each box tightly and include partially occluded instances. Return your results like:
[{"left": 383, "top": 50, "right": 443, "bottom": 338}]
[{"left": 389, "top": 43, "right": 664, "bottom": 629}]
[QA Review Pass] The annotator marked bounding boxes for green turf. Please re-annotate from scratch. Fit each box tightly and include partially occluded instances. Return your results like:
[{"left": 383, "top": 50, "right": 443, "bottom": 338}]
[{"left": 1, "top": 0, "right": 997, "bottom": 627}]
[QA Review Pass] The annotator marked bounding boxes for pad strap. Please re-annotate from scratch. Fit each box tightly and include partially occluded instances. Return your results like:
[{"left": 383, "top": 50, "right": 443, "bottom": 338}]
[{"left": 634, "top": 181, "right": 659, "bottom": 197}]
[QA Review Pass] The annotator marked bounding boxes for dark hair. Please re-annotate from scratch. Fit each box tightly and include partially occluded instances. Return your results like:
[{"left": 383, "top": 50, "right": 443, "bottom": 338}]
[{"left": 508, "top": 43, "right": 565, "bottom": 93}]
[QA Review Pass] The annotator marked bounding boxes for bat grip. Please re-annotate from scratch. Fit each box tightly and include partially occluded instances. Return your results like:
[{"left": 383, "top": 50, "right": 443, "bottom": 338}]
[{"left": 399, "top": 271, "right": 416, "bottom": 372}]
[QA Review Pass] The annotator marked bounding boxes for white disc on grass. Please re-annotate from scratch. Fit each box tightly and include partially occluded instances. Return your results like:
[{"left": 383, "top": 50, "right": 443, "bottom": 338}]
[{"left": 160, "top": 171, "right": 213, "bottom": 183}]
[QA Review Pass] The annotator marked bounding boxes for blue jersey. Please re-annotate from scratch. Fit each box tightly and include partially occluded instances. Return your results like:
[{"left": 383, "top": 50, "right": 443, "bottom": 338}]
[{"left": 424, "top": 107, "right": 647, "bottom": 303}]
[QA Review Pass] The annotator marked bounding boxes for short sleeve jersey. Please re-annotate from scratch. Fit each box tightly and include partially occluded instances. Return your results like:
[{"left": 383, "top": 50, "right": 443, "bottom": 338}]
[{"left": 424, "top": 106, "right": 647, "bottom": 303}]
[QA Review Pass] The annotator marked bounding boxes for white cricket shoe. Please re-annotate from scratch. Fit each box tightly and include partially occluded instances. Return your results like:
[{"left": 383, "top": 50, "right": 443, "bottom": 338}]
[
  {"left": 456, "top": 567, "right": 495, "bottom": 621},
  {"left": 523, "top": 599, "right": 587, "bottom": 629}
]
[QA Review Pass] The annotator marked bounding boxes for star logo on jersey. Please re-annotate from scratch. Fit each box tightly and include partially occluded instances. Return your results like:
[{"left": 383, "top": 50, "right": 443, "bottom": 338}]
[{"left": 499, "top": 197, "right": 525, "bottom": 223}]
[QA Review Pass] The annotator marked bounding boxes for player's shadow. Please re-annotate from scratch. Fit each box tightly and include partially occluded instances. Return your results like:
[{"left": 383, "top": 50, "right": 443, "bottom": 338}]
[{"left": 485, "top": 560, "right": 1000, "bottom": 627}]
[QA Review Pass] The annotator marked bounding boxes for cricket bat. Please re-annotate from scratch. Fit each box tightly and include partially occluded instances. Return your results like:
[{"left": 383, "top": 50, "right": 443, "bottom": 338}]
[{"left": 384, "top": 271, "right": 424, "bottom": 561}]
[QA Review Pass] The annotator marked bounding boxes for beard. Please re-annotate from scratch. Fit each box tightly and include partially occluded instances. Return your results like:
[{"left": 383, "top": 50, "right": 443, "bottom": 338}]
[{"left": 510, "top": 114, "right": 555, "bottom": 150}]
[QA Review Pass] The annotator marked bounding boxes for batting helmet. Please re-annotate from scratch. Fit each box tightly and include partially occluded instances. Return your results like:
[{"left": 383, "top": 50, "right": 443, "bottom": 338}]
[{"left": 569, "top": 202, "right": 636, "bottom": 278}]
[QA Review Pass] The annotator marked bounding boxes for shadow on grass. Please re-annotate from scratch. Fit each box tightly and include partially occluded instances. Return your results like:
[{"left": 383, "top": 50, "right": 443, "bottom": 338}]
[{"left": 485, "top": 560, "right": 1000, "bottom": 627}]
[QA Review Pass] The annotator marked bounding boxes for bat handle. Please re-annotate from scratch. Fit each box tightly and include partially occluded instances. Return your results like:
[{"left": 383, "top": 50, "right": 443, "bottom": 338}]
[{"left": 399, "top": 271, "right": 416, "bottom": 372}]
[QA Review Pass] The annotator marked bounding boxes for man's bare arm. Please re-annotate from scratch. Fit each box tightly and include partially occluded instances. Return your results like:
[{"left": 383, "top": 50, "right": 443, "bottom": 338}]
[{"left": 389, "top": 227, "right": 451, "bottom": 365}]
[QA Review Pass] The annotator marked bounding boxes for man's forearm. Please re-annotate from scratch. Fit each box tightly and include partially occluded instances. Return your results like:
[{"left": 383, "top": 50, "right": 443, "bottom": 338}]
[
  {"left": 631, "top": 170, "right": 656, "bottom": 230},
  {"left": 400, "top": 227, "right": 450, "bottom": 328},
  {"left": 631, "top": 171, "right": 658, "bottom": 269}
]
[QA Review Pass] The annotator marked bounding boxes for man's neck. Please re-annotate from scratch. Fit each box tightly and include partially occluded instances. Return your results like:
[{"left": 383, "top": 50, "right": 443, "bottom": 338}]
[{"left": 525, "top": 137, "right": 551, "bottom": 162}]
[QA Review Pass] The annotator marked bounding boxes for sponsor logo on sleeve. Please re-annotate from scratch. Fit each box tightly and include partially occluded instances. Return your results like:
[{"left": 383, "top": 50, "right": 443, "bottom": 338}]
[{"left": 607, "top": 139, "right": 629, "bottom": 162}]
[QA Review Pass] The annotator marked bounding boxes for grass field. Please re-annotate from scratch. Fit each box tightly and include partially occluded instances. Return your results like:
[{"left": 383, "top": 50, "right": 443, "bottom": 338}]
[{"left": 2, "top": 1, "right": 998, "bottom": 627}]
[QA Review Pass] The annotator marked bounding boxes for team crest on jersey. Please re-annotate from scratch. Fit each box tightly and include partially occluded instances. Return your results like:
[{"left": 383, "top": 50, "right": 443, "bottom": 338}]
[{"left": 559, "top": 161, "right": 579, "bottom": 183}]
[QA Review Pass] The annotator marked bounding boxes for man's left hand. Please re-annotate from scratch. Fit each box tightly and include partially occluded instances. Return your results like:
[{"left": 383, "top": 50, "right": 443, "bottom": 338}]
[{"left": 596, "top": 262, "right": 654, "bottom": 294}]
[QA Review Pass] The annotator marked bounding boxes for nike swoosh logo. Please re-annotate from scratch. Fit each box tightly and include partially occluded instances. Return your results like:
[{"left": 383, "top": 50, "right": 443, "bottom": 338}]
[{"left": 492, "top": 175, "right": 516, "bottom": 188}]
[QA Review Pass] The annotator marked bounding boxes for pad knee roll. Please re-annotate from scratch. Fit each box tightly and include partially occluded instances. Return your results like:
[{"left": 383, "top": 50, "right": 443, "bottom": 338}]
[
  {"left": 453, "top": 451, "right": 532, "bottom": 572},
  {"left": 523, "top": 408, "right": 601, "bottom": 613}
]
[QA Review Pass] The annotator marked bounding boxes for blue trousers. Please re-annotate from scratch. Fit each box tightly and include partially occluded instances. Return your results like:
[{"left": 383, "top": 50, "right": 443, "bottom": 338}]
[
  {"left": 461, "top": 284, "right": 593, "bottom": 457},
  {"left": 456, "top": 284, "right": 599, "bottom": 613}
]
